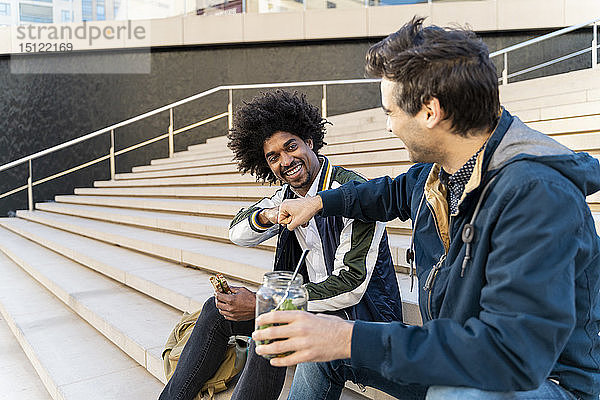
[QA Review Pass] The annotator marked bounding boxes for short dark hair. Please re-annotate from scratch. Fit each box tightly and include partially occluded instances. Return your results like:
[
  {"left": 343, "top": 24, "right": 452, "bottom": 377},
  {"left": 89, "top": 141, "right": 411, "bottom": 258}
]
[
  {"left": 366, "top": 17, "right": 500, "bottom": 136},
  {"left": 227, "top": 90, "right": 328, "bottom": 184}
]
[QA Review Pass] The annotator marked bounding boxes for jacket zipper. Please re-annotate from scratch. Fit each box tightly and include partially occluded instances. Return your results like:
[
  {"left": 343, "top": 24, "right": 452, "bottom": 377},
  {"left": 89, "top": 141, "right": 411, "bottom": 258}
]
[
  {"left": 424, "top": 253, "right": 446, "bottom": 320},
  {"left": 423, "top": 207, "right": 453, "bottom": 321}
]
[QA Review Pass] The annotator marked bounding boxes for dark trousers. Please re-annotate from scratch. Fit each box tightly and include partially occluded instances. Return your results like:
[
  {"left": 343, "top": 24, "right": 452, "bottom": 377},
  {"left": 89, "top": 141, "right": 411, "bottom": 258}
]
[{"left": 159, "top": 297, "right": 287, "bottom": 400}]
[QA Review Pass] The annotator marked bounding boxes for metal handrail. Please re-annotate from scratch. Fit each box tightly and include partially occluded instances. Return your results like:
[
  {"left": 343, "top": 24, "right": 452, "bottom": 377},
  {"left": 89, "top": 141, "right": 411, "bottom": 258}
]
[
  {"left": 502, "top": 45, "right": 600, "bottom": 82},
  {"left": 0, "top": 78, "right": 380, "bottom": 210},
  {"left": 490, "top": 17, "right": 600, "bottom": 85},
  {"left": 0, "top": 78, "right": 378, "bottom": 174},
  {"left": 489, "top": 18, "right": 600, "bottom": 57},
  {"left": 0, "top": 112, "right": 229, "bottom": 200}
]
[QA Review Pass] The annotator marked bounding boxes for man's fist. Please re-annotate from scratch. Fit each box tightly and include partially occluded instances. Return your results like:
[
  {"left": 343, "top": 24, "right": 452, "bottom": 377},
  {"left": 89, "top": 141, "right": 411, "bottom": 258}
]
[
  {"left": 258, "top": 207, "right": 279, "bottom": 226},
  {"left": 278, "top": 195, "right": 323, "bottom": 230}
]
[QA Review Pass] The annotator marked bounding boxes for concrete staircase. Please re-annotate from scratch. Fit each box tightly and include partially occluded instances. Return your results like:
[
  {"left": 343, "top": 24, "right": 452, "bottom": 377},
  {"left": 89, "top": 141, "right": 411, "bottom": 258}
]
[{"left": 0, "top": 68, "right": 599, "bottom": 400}]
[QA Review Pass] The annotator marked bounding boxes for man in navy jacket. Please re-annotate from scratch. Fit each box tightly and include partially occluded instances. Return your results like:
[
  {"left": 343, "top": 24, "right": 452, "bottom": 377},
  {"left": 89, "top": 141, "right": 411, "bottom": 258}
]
[{"left": 253, "top": 17, "right": 600, "bottom": 400}]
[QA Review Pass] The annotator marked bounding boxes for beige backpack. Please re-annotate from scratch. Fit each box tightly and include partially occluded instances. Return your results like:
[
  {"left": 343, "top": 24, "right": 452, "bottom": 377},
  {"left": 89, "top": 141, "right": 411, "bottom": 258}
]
[{"left": 162, "top": 309, "right": 250, "bottom": 399}]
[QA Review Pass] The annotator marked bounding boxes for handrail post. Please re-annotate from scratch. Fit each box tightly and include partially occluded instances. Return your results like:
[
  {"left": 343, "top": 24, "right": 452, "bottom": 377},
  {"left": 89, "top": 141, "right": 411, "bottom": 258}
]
[
  {"left": 502, "top": 53, "right": 508, "bottom": 85},
  {"left": 593, "top": 22, "right": 598, "bottom": 69},
  {"left": 109, "top": 129, "right": 115, "bottom": 180},
  {"left": 27, "top": 159, "right": 33, "bottom": 211},
  {"left": 168, "top": 108, "right": 174, "bottom": 157},
  {"left": 321, "top": 84, "right": 327, "bottom": 118},
  {"left": 228, "top": 89, "right": 233, "bottom": 131}
]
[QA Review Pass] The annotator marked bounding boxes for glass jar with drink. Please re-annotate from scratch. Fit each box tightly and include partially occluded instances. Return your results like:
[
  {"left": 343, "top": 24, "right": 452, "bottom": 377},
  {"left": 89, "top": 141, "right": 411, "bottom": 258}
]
[{"left": 255, "top": 270, "right": 308, "bottom": 359}]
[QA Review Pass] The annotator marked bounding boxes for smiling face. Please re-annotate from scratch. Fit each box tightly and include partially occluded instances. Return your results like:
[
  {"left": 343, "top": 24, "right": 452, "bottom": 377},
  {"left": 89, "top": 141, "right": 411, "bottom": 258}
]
[
  {"left": 263, "top": 131, "right": 321, "bottom": 197},
  {"left": 381, "top": 78, "right": 441, "bottom": 164}
]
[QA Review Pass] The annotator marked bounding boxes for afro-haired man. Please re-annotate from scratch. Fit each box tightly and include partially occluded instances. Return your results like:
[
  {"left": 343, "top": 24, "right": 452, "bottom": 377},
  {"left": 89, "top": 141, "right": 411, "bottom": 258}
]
[{"left": 159, "top": 90, "right": 403, "bottom": 400}]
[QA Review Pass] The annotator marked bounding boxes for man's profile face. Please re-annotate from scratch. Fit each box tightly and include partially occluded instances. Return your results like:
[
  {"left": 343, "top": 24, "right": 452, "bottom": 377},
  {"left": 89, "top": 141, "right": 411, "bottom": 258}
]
[
  {"left": 263, "top": 131, "right": 321, "bottom": 196},
  {"left": 381, "top": 78, "right": 436, "bottom": 164}
]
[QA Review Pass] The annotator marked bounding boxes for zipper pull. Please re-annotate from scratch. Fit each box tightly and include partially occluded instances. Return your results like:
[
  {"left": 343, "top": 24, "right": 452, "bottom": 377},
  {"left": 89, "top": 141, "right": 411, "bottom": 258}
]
[
  {"left": 406, "top": 248, "right": 415, "bottom": 292},
  {"left": 423, "top": 254, "right": 446, "bottom": 292},
  {"left": 423, "top": 267, "right": 436, "bottom": 291}
]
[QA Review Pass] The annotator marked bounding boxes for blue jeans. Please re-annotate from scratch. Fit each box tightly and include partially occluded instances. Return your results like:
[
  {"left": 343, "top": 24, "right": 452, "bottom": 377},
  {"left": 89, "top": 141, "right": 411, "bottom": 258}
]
[
  {"left": 159, "top": 297, "right": 287, "bottom": 400},
  {"left": 288, "top": 360, "right": 578, "bottom": 400}
]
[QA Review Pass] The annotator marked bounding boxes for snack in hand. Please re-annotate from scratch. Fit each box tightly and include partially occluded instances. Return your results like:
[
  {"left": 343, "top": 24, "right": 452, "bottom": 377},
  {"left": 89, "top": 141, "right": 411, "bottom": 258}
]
[
  {"left": 210, "top": 274, "right": 233, "bottom": 294},
  {"left": 216, "top": 274, "right": 233, "bottom": 294},
  {"left": 209, "top": 276, "right": 222, "bottom": 293}
]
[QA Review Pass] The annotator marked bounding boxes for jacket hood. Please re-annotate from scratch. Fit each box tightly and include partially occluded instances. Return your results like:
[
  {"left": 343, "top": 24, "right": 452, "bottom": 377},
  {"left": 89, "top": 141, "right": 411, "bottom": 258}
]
[{"left": 486, "top": 112, "right": 600, "bottom": 197}]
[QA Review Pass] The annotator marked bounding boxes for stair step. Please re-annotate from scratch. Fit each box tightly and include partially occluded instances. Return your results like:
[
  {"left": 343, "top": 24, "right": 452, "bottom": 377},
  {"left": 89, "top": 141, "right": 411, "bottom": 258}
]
[
  {"left": 74, "top": 185, "right": 275, "bottom": 200},
  {"left": 0, "top": 217, "right": 248, "bottom": 314},
  {"left": 117, "top": 167, "right": 239, "bottom": 180},
  {"left": 26, "top": 202, "right": 416, "bottom": 288},
  {"left": 15, "top": 210, "right": 274, "bottom": 284},
  {"left": 134, "top": 148, "right": 411, "bottom": 174},
  {"left": 155, "top": 133, "right": 401, "bottom": 168},
  {"left": 116, "top": 163, "right": 411, "bottom": 182},
  {"left": 505, "top": 90, "right": 592, "bottom": 114},
  {"left": 54, "top": 191, "right": 600, "bottom": 234},
  {"left": 55, "top": 195, "right": 252, "bottom": 216},
  {"left": 186, "top": 128, "right": 390, "bottom": 155},
  {"left": 155, "top": 131, "right": 600, "bottom": 177},
  {"left": 96, "top": 173, "right": 260, "bottom": 187},
  {"left": 327, "top": 107, "right": 383, "bottom": 123},
  {"left": 514, "top": 100, "right": 600, "bottom": 123},
  {"left": 131, "top": 162, "right": 237, "bottom": 175},
  {"left": 174, "top": 130, "right": 396, "bottom": 165},
  {"left": 0, "top": 313, "right": 52, "bottom": 400},
  {"left": 552, "top": 131, "right": 600, "bottom": 151},
  {"left": 0, "top": 249, "right": 163, "bottom": 399},
  {"left": 527, "top": 114, "right": 600, "bottom": 135},
  {"left": 188, "top": 119, "right": 386, "bottom": 150},
  {"left": 172, "top": 148, "right": 232, "bottom": 161},
  {"left": 152, "top": 154, "right": 232, "bottom": 166},
  {"left": 60, "top": 189, "right": 600, "bottom": 237},
  {"left": 499, "top": 69, "right": 600, "bottom": 103}
]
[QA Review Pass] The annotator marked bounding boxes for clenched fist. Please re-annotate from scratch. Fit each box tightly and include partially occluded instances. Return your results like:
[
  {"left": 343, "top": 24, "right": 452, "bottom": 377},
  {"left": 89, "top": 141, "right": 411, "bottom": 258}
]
[{"left": 278, "top": 195, "right": 323, "bottom": 230}]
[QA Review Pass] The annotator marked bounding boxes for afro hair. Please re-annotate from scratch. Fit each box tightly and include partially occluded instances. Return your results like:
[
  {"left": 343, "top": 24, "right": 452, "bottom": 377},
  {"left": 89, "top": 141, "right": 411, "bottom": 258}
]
[{"left": 227, "top": 90, "right": 328, "bottom": 184}]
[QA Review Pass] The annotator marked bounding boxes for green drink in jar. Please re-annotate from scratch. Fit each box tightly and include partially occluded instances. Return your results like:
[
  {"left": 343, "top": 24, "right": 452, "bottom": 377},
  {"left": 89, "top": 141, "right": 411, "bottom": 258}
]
[{"left": 255, "top": 271, "right": 308, "bottom": 359}]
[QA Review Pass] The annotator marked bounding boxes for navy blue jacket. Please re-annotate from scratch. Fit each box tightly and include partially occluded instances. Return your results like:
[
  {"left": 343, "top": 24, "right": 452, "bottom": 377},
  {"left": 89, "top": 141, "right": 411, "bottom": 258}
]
[{"left": 320, "top": 110, "right": 600, "bottom": 399}]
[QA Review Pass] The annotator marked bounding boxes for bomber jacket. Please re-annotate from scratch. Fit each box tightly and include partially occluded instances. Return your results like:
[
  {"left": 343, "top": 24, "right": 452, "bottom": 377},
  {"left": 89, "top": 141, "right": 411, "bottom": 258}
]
[
  {"left": 229, "top": 156, "right": 403, "bottom": 322},
  {"left": 319, "top": 110, "right": 600, "bottom": 399}
]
